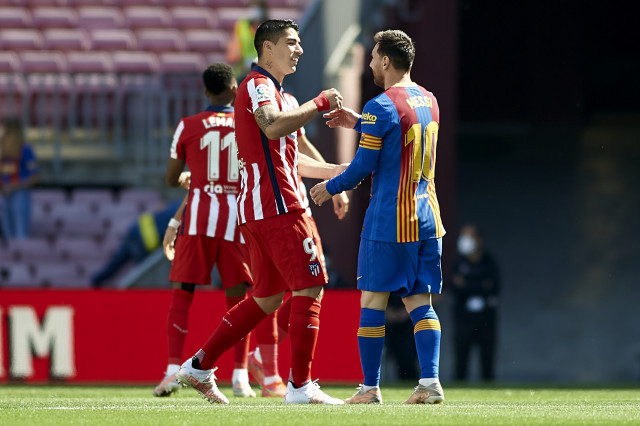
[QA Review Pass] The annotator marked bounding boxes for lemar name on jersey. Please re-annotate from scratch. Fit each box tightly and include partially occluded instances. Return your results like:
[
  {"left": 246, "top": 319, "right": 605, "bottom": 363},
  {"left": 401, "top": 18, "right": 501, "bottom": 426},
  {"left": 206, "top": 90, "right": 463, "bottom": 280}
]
[{"left": 203, "top": 115, "right": 234, "bottom": 129}]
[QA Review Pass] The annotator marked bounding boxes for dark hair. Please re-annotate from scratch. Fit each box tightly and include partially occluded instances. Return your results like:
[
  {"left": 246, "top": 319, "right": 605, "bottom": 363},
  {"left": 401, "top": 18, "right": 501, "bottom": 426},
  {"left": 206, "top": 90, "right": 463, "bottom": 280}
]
[
  {"left": 254, "top": 19, "right": 299, "bottom": 57},
  {"left": 374, "top": 30, "right": 415, "bottom": 71},
  {"left": 202, "top": 63, "right": 236, "bottom": 95}
]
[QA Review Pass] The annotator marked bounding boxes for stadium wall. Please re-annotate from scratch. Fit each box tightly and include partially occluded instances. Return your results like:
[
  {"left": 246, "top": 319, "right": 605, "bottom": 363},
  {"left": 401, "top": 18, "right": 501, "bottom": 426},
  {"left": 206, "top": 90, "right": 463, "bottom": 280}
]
[{"left": 0, "top": 289, "right": 362, "bottom": 384}]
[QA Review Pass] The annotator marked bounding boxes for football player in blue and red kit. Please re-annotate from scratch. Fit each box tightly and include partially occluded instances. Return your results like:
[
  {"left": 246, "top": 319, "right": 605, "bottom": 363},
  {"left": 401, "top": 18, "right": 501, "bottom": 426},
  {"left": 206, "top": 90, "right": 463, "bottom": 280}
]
[{"left": 311, "top": 29, "right": 446, "bottom": 405}]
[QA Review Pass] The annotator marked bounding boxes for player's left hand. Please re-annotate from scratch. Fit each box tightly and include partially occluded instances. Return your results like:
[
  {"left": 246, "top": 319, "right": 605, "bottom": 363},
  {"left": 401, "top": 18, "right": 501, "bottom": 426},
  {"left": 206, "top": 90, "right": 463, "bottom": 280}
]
[
  {"left": 310, "top": 181, "right": 332, "bottom": 206},
  {"left": 163, "top": 226, "right": 178, "bottom": 261},
  {"left": 332, "top": 191, "right": 349, "bottom": 219}
]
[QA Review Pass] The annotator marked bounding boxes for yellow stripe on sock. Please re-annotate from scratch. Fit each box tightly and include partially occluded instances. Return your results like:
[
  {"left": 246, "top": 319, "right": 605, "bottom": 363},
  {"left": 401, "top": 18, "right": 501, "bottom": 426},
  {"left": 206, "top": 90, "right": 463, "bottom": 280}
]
[
  {"left": 414, "top": 319, "right": 441, "bottom": 333},
  {"left": 357, "top": 325, "right": 385, "bottom": 338}
]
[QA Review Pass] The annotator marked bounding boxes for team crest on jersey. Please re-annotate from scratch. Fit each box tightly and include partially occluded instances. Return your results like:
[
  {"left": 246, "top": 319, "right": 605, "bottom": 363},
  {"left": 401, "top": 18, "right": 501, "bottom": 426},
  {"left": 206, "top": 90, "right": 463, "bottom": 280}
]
[
  {"left": 255, "top": 84, "right": 272, "bottom": 103},
  {"left": 309, "top": 261, "right": 321, "bottom": 277}
]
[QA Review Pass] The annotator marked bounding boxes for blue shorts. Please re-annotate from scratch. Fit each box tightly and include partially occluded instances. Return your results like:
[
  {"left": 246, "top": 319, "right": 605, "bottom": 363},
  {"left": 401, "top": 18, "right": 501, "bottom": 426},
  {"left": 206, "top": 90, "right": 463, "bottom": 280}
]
[{"left": 356, "top": 237, "right": 443, "bottom": 297}]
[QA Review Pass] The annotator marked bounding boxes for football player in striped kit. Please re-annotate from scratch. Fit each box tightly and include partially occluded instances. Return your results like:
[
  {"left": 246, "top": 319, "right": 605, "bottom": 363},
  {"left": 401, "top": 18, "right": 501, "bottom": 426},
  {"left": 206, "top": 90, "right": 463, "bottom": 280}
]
[{"left": 311, "top": 29, "right": 446, "bottom": 405}]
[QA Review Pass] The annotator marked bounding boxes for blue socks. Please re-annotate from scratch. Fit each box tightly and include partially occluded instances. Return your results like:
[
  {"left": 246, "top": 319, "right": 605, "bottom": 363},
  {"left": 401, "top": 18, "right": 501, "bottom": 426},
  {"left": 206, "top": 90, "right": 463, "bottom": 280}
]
[
  {"left": 357, "top": 308, "right": 386, "bottom": 387},
  {"left": 409, "top": 305, "right": 441, "bottom": 379}
]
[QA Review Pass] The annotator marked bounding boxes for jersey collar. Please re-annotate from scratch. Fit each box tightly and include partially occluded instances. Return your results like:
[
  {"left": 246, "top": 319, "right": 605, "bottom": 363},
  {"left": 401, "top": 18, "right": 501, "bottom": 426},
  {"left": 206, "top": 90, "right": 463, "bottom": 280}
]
[
  {"left": 205, "top": 105, "right": 233, "bottom": 113},
  {"left": 253, "top": 66, "right": 283, "bottom": 91}
]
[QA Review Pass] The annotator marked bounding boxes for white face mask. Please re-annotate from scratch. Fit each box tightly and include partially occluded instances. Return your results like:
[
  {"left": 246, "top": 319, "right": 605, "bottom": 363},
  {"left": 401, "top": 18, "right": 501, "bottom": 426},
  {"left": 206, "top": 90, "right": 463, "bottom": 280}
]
[{"left": 457, "top": 235, "right": 477, "bottom": 256}]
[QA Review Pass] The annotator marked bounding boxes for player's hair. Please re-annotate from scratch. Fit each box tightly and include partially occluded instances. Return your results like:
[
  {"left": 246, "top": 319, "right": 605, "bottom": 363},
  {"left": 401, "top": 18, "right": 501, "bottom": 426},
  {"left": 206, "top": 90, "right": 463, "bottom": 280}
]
[
  {"left": 374, "top": 30, "right": 415, "bottom": 71},
  {"left": 202, "top": 63, "right": 236, "bottom": 95},
  {"left": 254, "top": 19, "right": 299, "bottom": 58}
]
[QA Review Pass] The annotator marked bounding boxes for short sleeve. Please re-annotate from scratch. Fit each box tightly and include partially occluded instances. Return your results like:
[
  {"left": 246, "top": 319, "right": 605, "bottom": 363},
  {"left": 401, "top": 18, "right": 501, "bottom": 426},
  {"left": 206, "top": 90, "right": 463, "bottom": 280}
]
[
  {"left": 360, "top": 98, "right": 391, "bottom": 139},
  {"left": 170, "top": 120, "right": 185, "bottom": 160},
  {"left": 248, "top": 76, "right": 278, "bottom": 113}
]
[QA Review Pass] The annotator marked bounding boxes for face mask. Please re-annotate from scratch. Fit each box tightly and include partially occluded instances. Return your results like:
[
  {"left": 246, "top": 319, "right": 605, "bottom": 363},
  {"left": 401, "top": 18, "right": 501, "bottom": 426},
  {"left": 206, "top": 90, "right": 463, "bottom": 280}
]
[{"left": 457, "top": 235, "right": 476, "bottom": 255}]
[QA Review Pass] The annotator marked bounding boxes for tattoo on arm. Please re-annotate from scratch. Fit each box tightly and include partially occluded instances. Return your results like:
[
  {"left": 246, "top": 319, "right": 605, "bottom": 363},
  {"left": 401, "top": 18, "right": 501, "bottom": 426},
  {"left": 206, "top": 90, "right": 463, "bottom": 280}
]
[{"left": 255, "top": 105, "right": 277, "bottom": 132}]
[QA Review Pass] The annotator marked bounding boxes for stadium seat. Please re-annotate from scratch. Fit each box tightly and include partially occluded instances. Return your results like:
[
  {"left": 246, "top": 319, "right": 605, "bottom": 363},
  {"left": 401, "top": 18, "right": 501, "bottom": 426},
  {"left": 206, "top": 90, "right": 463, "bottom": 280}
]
[
  {"left": 269, "top": 7, "right": 303, "bottom": 21},
  {"left": 31, "top": 188, "right": 68, "bottom": 210},
  {"left": 70, "top": 188, "right": 117, "bottom": 211},
  {"left": 0, "top": 262, "right": 37, "bottom": 288},
  {"left": 43, "top": 28, "right": 90, "bottom": 51},
  {"left": 183, "top": 29, "right": 228, "bottom": 53},
  {"left": 97, "top": 202, "right": 139, "bottom": 227},
  {"left": 20, "top": 51, "right": 68, "bottom": 73},
  {"left": 0, "top": 74, "right": 26, "bottom": 119},
  {"left": 89, "top": 29, "right": 137, "bottom": 51},
  {"left": 136, "top": 29, "right": 185, "bottom": 52},
  {"left": 7, "top": 237, "right": 60, "bottom": 263},
  {"left": 158, "top": 52, "right": 206, "bottom": 74},
  {"left": 123, "top": 6, "right": 172, "bottom": 29},
  {"left": 54, "top": 236, "right": 105, "bottom": 261},
  {"left": 31, "top": 7, "right": 79, "bottom": 28},
  {"left": 66, "top": 51, "right": 114, "bottom": 73},
  {"left": 118, "top": 188, "right": 162, "bottom": 211},
  {"left": 23, "top": 0, "right": 66, "bottom": 6},
  {"left": 33, "top": 261, "right": 88, "bottom": 288},
  {"left": 216, "top": 7, "right": 254, "bottom": 31},
  {"left": 169, "top": 7, "right": 218, "bottom": 29},
  {"left": 0, "top": 52, "right": 21, "bottom": 73},
  {"left": 112, "top": 51, "right": 159, "bottom": 73},
  {"left": 67, "top": 0, "right": 119, "bottom": 6},
  {"left": 0, "top": 7, "right": 33, "bottom": 28},
  {"left": 77, "top": 6, "right": 124, "bottom": 29},
  {"left": 0, "top": 29, "right": 44, "bottom": 51},
  {"left": 50, "top": 202, "right": 105, "bottom": 238}
]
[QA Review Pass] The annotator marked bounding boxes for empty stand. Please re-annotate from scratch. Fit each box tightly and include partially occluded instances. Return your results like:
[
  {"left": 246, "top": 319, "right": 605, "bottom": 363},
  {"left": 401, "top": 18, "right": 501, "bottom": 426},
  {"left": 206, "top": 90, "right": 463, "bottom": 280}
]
[
  {"left": 112, "top": 51, "right": 159, "bottom": 73},
  {"left": 0, "top": 7, "right": 33, "bottom": 28},
  {"left": 123, "top": 6, "right": 172, "bottom": 29},
  {"left": 118, "top": 189, "right": 162, "bottom": 211},
  {"left": 0, "top": 263, "right": 37, "bottom": 288},
  {"left": 54, "top": 236, "right": 105, "bottom": 261},
  {"left": 77, "top": 6, "right": 124, "bottom": 29},
  {"left": 0, "top": 52, "right": 21, "bottom": 73},
  {"left": 66, "top": 51, "right": 114, "bottom": 73},
  {"left": 7, "top": 237, "right": 59, "bottom": 263},
  {"left": 70, "top": 188, "right": 116, "bottom": 211},
  {"left": 183, "top": 29, "right": 228, "bottom": 53},
  {"left": 170, "top": 6, "right": 218, "bottom": 29}
]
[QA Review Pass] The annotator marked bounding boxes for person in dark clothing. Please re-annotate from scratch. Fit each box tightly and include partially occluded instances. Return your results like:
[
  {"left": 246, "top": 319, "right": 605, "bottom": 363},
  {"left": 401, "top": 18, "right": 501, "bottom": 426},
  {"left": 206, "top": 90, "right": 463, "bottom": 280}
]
[{"left": 450, "top": 224, "right": 500, "bottom": 381}]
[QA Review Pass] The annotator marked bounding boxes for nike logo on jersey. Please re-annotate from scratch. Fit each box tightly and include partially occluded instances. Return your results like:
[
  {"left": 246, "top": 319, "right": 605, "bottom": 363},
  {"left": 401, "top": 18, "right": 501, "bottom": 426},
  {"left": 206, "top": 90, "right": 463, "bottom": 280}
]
[
  {"left": 357, "top": 276, "right": 363, "bottom": 280},
  {"left": 307, "top": 324, "right": 320, "bottom": 329}
]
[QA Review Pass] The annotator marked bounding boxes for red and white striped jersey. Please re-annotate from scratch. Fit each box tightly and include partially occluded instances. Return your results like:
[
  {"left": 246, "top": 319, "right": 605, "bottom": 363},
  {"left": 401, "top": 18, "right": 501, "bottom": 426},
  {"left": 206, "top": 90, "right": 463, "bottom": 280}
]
[
  {"left": 234, "top": 66, "right": 304, "bottom": 224},
  {"left": 169, "top": 105, "right": 244, "bottom": 243}
]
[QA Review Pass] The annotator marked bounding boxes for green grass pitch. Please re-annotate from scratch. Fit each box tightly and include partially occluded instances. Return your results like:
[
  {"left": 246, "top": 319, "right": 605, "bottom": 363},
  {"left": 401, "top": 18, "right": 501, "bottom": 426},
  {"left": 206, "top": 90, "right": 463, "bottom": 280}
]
[{"left": 1, "top": 383, "right": 639, "bottom": 425}]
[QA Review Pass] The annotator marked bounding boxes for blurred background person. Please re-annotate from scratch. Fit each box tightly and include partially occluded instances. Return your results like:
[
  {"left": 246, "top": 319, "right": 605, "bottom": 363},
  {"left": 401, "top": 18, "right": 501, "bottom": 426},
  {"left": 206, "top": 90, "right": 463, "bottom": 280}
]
[
  {"left": 450, "top": 224, "right": 500, "bottom": 382},
  {"left": 90, "top": 199, "right": 182, "bottom": 287},
  {"left": 225, "top": 0, "right": 269, "bottom": 78},
  {"left": 0, "top": 117, "right": 40, "bottom": 240},
  {"left": 384, "top": 294, "right": 419, "bottom": 381}
]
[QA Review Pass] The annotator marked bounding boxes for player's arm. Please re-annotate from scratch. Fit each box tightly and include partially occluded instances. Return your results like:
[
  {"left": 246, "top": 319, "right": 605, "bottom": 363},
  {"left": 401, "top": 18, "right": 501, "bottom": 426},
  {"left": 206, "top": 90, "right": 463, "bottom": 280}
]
[
  {"left": 255, "top": 89, "right": 343, "bottom": 139},
  {"left": 166, "top": 158, "right": 186, "bottom": 187},
  {"left": 162, "top": 194, "right": 187, "bottom": 261},
  {"left": 298, "top": 152, "right": 347, "bottom": 180},
  {"left": 298, "top": 133, "right": 350, "bottom": 219}
]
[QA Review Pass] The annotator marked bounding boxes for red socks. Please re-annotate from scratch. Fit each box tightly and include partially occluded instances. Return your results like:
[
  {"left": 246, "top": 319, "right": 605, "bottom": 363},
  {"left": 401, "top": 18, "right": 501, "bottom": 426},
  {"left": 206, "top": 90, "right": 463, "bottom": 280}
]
[
  {"left": 254, "top": 313, "right": 278, "bottom": 377},
  {"left": 288, "top": 296, "right": 321, "bottom": 387},
  {"left": 200, "top": 297, "right": 268, "bottom": 370},
  {"left": 276, "top": 296, "right": 292, "bottom": 344},
  {"left": 226, "top": 295, "right": 250, "bottom": 369},
  {"left": 166, "top": 289, "right": 193, "bottom": 365}
]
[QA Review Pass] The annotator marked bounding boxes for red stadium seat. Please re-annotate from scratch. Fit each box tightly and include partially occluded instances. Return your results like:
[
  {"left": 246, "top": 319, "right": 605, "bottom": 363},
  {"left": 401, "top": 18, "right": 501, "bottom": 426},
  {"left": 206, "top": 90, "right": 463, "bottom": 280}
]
[
  {"left": 43, "top": 28, "right": 90, "bottom": 51},
  {"left": 159, "top": 52, "right": 207, "bottom": 74},
  {"left": 77, "top": 6, "right": 124, "bottom": 29},
  {"left": 170, "top": 7, "right": 218, "bottom": 30},
  {"left": 136, "top": 29, "right": 185, "bottom": 52},
  {"left": 123, "top": 6, "right": 172, "bottom": 29},
  {"left": 0, "top": 52, "right": 21, "bottom": 73},
  {"left": 31, "top": 7, "right": 79, "bottom": 28},
  {"left": 89, "top": 29, "right": 137, "bottom": 51},
  {"left": 0, "top": 29, "right": 44, "bottom": 51},
  {"left": 183, "top": 29, "right": 228, "bottom": 53},
  {"left": 0, "top": 7, "right": 33, "bottom": 28},
  {"left": 66, "top": 51, "right": 114, "bottom": 73},
  {"left": 20, "top": 51, "right": 68, "bottom": 73},
  {"left": 112, "top": 51, "right": 159, "bottom": 73}
]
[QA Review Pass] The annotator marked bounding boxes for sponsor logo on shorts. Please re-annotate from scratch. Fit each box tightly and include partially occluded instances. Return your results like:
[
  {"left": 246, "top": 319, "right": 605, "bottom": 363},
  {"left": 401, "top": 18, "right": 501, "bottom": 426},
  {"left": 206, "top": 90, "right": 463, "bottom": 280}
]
[{"left": 309, "top": 261, "right": 321, "bottom": 277}]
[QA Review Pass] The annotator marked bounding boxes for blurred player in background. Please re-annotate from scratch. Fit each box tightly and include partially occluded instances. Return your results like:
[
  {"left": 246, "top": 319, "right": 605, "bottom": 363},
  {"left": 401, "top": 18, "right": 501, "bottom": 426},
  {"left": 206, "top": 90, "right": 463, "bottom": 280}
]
[
  {"left": 247, "top": 90, "right": 350, "bottom": 397},
  {"left": 176, "top": 19, "right": 346, "bottom": 405},
  {"left": 154, "top": 63, "right": 257, "bottom": 398},
  {"left": 311, "top": 29, "right": 446, "bottom": 404}
]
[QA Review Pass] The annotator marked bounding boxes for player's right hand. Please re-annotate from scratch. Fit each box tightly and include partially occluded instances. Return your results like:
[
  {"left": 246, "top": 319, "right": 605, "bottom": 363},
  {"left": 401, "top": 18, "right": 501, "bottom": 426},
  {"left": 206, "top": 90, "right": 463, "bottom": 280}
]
[
  {"left": 322, "top": 88, "right": 343, "bottom": 111},
  {"left": 163, "top": 226, "right": 178, "bottom": 261},
  {"left": 323, "top": 107, "right": 360, "bottom": 129},
  {"left": 178, "top": 171, "right": 191, "bottom": 190}
]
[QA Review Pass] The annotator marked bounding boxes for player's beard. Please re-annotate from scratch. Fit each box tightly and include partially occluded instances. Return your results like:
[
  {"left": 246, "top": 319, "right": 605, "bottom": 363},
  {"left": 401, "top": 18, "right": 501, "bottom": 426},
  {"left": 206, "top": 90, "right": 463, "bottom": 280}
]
[{"left": 372, "top": 69, "right": 384, "bottom": 88}]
